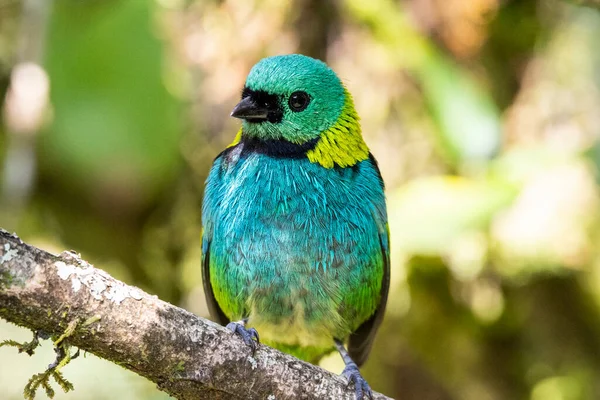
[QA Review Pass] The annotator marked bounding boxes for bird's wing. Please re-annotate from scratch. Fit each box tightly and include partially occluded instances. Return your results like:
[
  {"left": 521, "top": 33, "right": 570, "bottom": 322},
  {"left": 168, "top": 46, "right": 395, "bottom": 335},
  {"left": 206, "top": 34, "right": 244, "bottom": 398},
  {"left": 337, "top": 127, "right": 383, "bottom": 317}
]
[
  {"left": 348, "top": 154, "right": 390, "bottom": 367},
  {"left": 202, "top": 235, "right": 229, "bottom": 325},
  {"left": 201, "top": 152, "right": 231, "bottom": 326}
]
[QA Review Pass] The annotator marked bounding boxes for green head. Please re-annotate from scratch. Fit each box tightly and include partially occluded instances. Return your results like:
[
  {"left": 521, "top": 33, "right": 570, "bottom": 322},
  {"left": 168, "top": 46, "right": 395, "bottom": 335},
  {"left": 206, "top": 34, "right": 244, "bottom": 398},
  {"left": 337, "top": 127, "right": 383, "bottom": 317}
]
[
  {"left": 230, "top": 55, "right": 369, "bottom": 168},
  {"left": 232, "top": 54, "right": 344, "bottom": 143}
]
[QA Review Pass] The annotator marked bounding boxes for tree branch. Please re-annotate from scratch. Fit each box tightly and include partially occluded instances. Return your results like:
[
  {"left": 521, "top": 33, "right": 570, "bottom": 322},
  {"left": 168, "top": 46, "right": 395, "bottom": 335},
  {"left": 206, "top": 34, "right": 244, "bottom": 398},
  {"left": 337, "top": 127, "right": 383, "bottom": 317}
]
[{"left": 0, "top": 229, "right": 391, "bottom": 400}]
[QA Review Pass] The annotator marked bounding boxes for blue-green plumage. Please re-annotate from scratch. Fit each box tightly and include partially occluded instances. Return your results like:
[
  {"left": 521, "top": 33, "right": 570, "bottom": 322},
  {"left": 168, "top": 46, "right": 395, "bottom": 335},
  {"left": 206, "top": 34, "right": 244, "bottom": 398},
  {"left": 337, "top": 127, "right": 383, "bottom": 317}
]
[{"left": 201, "top": 54, "right": 389, "bottom": 398}]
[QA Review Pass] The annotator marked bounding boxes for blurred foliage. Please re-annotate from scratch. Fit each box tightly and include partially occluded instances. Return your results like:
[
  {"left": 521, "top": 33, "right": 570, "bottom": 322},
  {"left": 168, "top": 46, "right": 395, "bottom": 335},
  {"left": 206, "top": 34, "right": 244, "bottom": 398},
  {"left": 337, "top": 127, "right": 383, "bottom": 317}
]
[{"left": 1, "top": 0, "right": 600, "bottom": 399}]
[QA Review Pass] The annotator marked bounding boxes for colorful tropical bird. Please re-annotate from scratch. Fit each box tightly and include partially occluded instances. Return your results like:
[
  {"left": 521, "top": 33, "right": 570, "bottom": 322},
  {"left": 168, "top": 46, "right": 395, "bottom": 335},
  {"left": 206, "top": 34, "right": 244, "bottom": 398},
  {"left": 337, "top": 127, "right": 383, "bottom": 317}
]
[{"left": 202, "top": 54, "right": 389, "bottom": 399}]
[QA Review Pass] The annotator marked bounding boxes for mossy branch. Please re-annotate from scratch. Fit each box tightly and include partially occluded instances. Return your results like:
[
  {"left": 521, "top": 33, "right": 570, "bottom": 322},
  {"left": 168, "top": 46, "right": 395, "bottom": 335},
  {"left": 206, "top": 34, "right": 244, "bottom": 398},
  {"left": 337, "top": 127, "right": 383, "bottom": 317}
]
[{"left": 0, "top": 229, "right": 392, "bottom": 400}]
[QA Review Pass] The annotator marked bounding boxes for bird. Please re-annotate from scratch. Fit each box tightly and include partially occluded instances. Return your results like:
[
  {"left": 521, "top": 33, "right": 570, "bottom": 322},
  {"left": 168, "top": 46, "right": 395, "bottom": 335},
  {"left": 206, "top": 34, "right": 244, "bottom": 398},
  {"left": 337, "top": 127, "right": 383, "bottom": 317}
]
[{"left": 201, "top": 54, "right": 389, "bottom": 399}]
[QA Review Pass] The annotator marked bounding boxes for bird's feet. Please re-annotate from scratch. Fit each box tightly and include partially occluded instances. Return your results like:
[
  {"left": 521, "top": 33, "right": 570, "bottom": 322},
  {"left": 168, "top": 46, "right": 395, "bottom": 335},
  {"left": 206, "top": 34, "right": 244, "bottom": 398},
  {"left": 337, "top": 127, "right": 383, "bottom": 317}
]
[
  {"left": 226, "top": 320, "right": 260, "bottom": 353},
  {"left": 341, "top": 361, "right": 373, "bottom": 400}
]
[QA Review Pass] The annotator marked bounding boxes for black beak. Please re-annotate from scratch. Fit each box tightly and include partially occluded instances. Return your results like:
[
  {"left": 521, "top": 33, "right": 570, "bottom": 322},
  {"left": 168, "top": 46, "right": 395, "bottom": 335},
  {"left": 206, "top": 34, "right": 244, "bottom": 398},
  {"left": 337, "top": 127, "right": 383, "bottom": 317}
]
[{"left": 231, "top": 96, "right": 269, "bottom": 121}]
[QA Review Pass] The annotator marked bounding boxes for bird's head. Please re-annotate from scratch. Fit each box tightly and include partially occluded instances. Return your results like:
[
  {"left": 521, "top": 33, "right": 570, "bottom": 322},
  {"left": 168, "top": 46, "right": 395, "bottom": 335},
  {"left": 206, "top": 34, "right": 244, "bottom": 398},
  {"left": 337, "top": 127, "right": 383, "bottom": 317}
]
[{"left": 230, "top": 54, "right": 369, "bottom": 168}]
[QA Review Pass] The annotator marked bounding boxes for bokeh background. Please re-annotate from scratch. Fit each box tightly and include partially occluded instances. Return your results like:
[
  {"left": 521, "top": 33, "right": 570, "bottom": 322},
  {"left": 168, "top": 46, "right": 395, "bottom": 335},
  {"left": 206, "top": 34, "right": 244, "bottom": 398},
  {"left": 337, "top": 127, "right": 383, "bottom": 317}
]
[{"left": 1, "top": 0, "right": 600, "bottom": 399}]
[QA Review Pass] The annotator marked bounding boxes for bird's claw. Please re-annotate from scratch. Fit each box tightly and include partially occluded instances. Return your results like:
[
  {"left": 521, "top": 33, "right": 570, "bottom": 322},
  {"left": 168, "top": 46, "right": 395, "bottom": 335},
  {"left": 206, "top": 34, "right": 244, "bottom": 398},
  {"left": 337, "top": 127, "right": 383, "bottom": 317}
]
[
  {"left": 342, "top": 362, "right": 373, "bottom": 400},
  {"left": 226, "top": 321, "right": 260, "bottom": 353}
]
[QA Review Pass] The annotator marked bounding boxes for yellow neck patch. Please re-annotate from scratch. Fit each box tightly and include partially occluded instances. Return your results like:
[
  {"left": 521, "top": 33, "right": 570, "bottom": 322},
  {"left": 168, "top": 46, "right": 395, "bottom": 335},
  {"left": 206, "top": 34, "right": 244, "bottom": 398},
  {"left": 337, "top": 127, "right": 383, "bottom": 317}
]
[
  {"left": 227, "top": 89, "right": 368, "bottom": 168},
  {"left": 227, "top": 127, "right": 243, "bottom": 148},
  {"left": 306, "top": 89, "right": 369, "bottom": 168}
]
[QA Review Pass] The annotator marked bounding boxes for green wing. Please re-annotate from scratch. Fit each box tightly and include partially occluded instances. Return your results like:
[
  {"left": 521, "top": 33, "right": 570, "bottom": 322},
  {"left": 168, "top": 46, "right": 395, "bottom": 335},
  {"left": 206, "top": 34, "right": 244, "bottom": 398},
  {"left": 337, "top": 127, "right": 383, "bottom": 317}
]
[
  {"left": 201, "top": 153, "right": 231, "bottom": 326},
  {"left": 347, "top": 227, "right": 390, "bottom": 367},
  {"left": 201, "top": 235, "right": 229, "bottom": 325},
  {"left": 347, "top": 154, "right": 390, "bottom": 367}
]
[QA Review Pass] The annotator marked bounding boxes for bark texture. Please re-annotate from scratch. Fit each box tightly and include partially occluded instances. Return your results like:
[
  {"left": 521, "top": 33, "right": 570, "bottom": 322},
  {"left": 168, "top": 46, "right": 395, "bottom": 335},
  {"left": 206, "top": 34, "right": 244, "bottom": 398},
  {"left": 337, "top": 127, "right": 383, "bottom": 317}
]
[{"left": 0, "top": 229, "right": 391, "bottom": 400}]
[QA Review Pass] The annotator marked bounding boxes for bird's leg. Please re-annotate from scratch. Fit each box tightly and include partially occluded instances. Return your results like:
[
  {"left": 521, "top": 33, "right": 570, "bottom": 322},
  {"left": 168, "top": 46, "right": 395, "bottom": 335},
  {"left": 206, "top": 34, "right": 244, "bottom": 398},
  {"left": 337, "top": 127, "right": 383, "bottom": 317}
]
[
  {"left": 335, "top": 339, "right": 373, "bottom": 400},
  {"left": 226, "top": 318, "right": 260, "bottom": 353}
]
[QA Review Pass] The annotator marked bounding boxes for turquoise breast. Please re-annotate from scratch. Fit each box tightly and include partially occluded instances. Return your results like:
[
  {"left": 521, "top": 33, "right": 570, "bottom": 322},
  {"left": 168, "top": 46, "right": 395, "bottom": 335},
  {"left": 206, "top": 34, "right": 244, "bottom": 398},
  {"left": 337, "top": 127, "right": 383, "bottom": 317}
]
[{"left": 203, "top": 146, "right": 386, "bottom": 349}]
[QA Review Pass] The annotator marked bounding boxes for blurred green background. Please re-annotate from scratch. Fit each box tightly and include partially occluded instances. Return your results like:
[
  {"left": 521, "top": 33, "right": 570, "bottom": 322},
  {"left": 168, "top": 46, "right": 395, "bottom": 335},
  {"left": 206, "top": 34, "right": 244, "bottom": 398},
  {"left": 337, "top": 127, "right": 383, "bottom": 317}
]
[{"left": 2, "top": 0, "right": 600, "bottom": 399}]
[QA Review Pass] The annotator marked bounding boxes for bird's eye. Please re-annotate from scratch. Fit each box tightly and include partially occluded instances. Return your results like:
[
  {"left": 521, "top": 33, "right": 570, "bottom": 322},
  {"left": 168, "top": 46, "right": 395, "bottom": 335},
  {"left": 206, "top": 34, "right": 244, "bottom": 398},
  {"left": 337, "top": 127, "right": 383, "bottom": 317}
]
[{"left": 288, "top": 91, "right": 310, "bottom": 112}]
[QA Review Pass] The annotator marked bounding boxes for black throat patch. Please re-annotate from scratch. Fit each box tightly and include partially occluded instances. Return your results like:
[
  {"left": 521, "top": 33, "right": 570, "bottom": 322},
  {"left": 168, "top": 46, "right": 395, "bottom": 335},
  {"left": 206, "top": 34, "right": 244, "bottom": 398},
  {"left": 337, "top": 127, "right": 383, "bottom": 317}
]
[{"left": 239, "top": 136, "right": 320, "bottom": 159}]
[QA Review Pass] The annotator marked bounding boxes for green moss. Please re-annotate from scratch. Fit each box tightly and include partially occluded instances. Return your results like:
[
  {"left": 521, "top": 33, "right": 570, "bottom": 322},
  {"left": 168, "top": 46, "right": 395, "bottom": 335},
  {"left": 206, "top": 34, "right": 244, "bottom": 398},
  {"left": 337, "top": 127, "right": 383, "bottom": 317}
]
[
  {"left": 1, "top": 317, "right": 101, "bottom": 399},
  {"left": 54, "top": 320, "right": 78, "bottom": 346},
  {"left": 82, "top": 315, "right": 101, "bottom": 327},
  {"left": 24, "top": 369, "right": 74, "bottom": 400},
  {"left": 0, "top": 270, "right": 14, "bottom": 290},
  {"left": 140, "top": 346, "right": 149, "bottom": 361},
  {"left": 175, "top": 360, "right": 185, "bottom": 372},
  {"left": 0, "top": 331, "right": 41, "bottom": 356},
  {"left": 21, "top": 320, "right": 84, "bottom": 399},
  {"left": 167, "top": 360, "right": 186, "bottom": 382}
]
